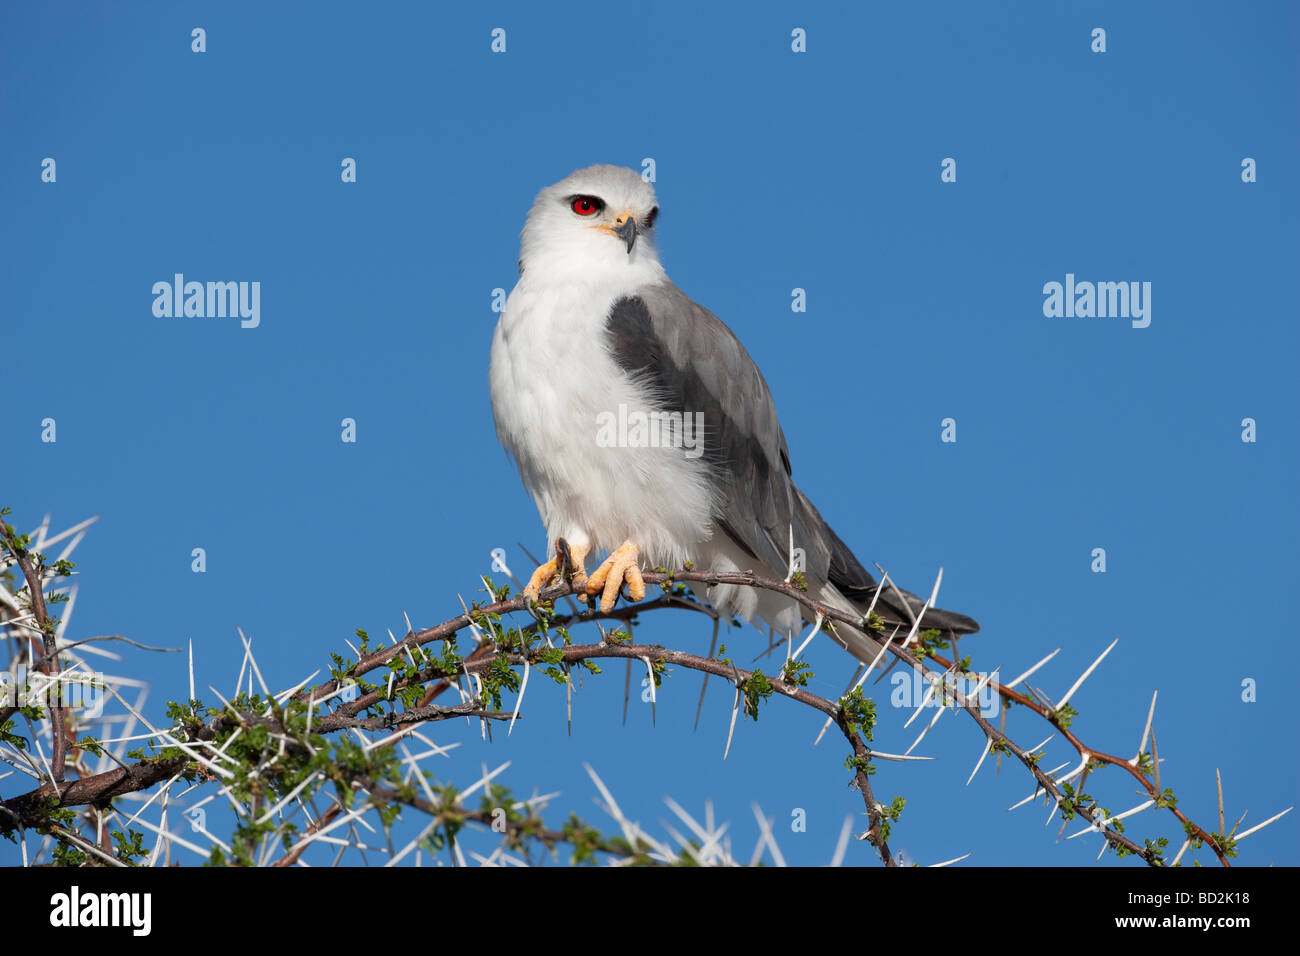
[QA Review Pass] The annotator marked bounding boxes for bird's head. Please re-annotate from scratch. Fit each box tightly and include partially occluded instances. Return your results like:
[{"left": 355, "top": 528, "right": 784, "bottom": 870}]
[{"left": 518, "top": 164, "right": 661, "bottom": 279}]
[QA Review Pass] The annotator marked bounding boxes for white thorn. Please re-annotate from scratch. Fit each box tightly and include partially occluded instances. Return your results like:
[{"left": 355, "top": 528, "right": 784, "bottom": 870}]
[
  {"left": 508, "top": 659, "right": 529, "bottom": 736},
  {"left": 1027, "top": 733, "right": 1056, "bottom": 755},
  {"left": 641, "top": 656, "right": 656, "bottom": 706},
  {"left": 723, "top": 685, "right": 740, "bottom": 761},
  {"left": 927, "top": 567, "right": 944, "bottom": 608},
  {"left": 966, "top": 737, "right": 993, "bottom": 786},
  {"left": 256, "top": 772, "right": 322, "bottom": 824},
  {"left": 1057, "top": 637, "right": 1118, "bottom": 710},
  {"left": 789, "top": 611, "right": 823, "bottom": 662},
  {"left": 1133, "top": 689, "right": 1158, "bottom": 764},
  {"left": 1170, "top": 837, "right": 1191, "bottom": 866},
  {"left": 455, "top": 760, "right": 511, "bottom": 805},
  {"left": 904, "top": 691, "right": 950, "bottom": 755},
  {"left": 903, "top": 667, "right": 945, "bottom": 729},
  {"left": 829, "top": 815, "right": 853, "bottom": 867},
  {"left": 129, "top": 810, "right": 215, "bottom": 859},
  {"left": 863, "top": 750, "right": 935, "bottom": 762},
  {"left": 750, "top": 803, "right": 786, "bottom": 867},
  {"left": 1005, "top": 648, "right": 1061, "bottom": 690},
  {"left": 237, "top": 628, "right": 271, "bottom": 697},
  {"left": 663, "top": 796, "right": 728, "bottom": 857},
  {"left": 274, "top": 670, "right": 321, "bottom": 706},
  {"left": 364, "top": 723, "right": 423, "bottom": 755},
  {"left": 120, "top": 772, "right": 184, "bottom": 830},
  {"left": 862, "top": 624, "right": 901, "bottom": 676},
  {"left": 1006, "top": 762, "right": 1071, "bottom": 810},
  {"left": 1235, "top": 806, "right": 1294, "bottom": 842},
  {"left": 1066, "top": 799, "right": 1154, "bottom": 840},
  {"left": 1055, "top": 755, "right": 1089, "bottom": 787}
]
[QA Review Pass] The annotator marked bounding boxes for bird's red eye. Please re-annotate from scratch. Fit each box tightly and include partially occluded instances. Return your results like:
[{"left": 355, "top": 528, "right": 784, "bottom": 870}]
[{"left": 572, "top": 196, "right": 600, "bottom": 216}]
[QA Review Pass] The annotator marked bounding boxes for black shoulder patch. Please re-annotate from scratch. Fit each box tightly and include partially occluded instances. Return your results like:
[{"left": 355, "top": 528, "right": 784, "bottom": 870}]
[
  {"left": 603, "top": 294, "right": 718, "bottom": 466},
  {"left": 605, "top": 297, "right": 662, "bottom": 378},
  {"left": 602, "top": 291, "right": 790, "bottom": 545}
]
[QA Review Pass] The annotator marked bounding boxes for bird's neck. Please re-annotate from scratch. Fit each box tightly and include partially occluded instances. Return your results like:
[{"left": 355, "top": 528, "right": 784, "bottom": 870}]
[{"left": 517, "top": 249, "right": 666, "bottom": 293}]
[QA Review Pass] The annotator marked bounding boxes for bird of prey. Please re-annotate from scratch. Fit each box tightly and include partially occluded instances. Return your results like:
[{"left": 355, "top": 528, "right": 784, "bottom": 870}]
[{"left": 489, "top": 164, "right": 978, "bottom": 666}]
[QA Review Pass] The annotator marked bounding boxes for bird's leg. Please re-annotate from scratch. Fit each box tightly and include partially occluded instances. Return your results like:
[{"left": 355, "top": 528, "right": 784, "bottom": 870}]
[
  {"left": 555, "top": 537, "right": 590, "bottom": 599},
  {"left": 585, "top": 540, "right": 647, "bottom": 612},
  {"left": 522, "top": 537, "right": 589, "bottom": 603}
]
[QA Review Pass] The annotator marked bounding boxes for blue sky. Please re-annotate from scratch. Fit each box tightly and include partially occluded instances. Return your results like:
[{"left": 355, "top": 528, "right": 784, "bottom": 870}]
[{"left": 2, "top": 1, "right": 1296, "bottom": 866}]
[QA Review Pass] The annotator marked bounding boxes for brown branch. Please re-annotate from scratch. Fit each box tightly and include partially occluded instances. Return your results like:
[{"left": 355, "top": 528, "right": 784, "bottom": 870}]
[
  {"left": 0, "top": 520, "right": 69, "bottom": 783},
  {"left": 0, "top": 697, "right": 506, "bottom": 831},
  {"left": 2, "top": 754, "right": 191, "bottom": 830},
  {"left": 1, "top": 560, "right": 1231, "bottom": 865},
  {"left": 360, "top": 777, "right": 664, "bottom": 865},
  {"left": 921, "top": 646, "right": 1231, "bottom": 866},
  {"left": 296, "top": 572, "right": 1162, "bottom": 862}
]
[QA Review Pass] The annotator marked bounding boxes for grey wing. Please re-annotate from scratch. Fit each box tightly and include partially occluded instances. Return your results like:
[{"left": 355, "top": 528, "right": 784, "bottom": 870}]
[
  {"left": 604, "top": 281, "right": 980, "bottom": 635},
  {"left": 604, "top": 281, "right": 819, "bottom": 579}
]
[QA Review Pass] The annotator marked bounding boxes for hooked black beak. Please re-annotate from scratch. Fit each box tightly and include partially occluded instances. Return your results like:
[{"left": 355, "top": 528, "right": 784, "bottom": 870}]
[{"left": 612, "top": 212, "right": 638, "bottom": 254}]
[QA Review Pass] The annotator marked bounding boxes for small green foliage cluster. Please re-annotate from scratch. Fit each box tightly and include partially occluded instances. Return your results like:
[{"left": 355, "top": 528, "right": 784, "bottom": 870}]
[
  {"left": 990, "top": 737, "right": 1040, "bottom": 765},
  {"left": 1183, "top": 820, "right": 1238, "bottom": 859},
  {"left": 910, "top": 628, "right": 946, "bottom": 659},
  {"left": 1053, "top": 703, "right": 1079, "bottom": 729},
  {"left": 1136, "top": 750, "right": 1156, "bottom": 775},
  {"left": 0, "top": 507, "right": 77, "bottom": 636},
  {"left": 1, "top": 710, "right": 38, "bottom": 752},
  {"left": 1116, "top": 835, "right": 1170, "bottom": 862},
  {"left": 740, "top": 669, "right": 773, "bottom": 720},
  {"left": 1058, "top": 781, "right": 1117, "bottom": 835},
  {"left": 878, "top": 797, "right": 906, "bottom": 843},
  {"left": 839, "top": 687, "right": 876, "bottom": 742},
  {"left": 780, "top": 657, "right": 813, "bottom": 687}
]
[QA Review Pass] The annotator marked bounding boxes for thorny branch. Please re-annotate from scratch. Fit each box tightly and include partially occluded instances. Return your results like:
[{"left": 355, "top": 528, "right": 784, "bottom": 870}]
[
  {"left": 0, "top": 518, "right": 69, "bottom": 783},
  {"left": 2, "top": 514, "right": 1288, "bottom": 866}
]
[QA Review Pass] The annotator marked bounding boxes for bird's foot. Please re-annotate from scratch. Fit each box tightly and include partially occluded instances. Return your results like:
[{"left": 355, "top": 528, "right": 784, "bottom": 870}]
[
  {"left": 585, "top": 540, "right": 646, "bottom": 612},
  {"left": 522, "top": 538, "right": 589, "bottom": 603}
]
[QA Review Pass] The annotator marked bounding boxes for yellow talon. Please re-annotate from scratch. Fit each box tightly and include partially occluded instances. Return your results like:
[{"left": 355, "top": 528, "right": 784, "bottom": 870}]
[
  {"left": 522, "top": 556, "right": 559, "bottom": 602},
  {"left": 522, "top": 539, "right": 589, "bottom": 602},
  {"left": 585, "top": 540, "right": 646, "bottom": 612}
]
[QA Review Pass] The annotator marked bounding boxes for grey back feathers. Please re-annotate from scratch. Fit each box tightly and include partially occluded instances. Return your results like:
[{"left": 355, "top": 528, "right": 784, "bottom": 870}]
[{"left": 605, "top": 281, "right": 980, "bottom": 636}]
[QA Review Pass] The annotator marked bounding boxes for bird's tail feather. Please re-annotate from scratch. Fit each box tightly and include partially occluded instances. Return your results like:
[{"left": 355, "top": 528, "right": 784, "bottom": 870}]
[{"left": 794, "top": 487, "right": 981, "bottom": 639}]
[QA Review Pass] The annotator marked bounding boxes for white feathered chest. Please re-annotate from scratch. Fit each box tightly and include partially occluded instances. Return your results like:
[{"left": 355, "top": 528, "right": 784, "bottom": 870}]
[{"left": 489, "top": 267, "right": 718, "bottom": 568}]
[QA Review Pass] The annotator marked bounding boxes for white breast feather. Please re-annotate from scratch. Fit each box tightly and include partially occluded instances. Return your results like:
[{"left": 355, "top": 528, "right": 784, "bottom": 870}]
[{"left": 489, "top": 267, "right": 717, "bottom": 570}]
